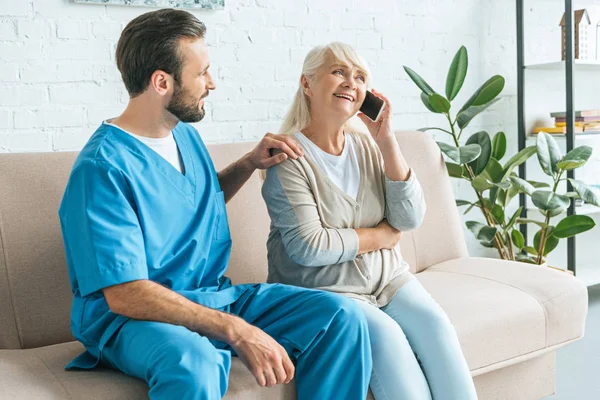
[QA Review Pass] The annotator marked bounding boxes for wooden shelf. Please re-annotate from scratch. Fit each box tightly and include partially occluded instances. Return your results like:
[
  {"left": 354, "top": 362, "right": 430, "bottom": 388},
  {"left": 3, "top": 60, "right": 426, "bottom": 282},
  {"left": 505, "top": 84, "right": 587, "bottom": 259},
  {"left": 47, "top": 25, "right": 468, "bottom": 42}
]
[
  {"left": 524, "top": 60, "right": 600, "bottom": 71},
  {"left": 525, "top": 204, "right": 600, "bottom": 216}
]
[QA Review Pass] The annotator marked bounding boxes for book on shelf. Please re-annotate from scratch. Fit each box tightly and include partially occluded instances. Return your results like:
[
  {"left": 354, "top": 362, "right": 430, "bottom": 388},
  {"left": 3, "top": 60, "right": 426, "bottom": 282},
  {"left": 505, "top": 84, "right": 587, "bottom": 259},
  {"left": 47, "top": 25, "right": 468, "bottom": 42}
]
[
  {"left": 532, "top": 126, "right": 584, "bottom": 134},
  {"left": 550, "top": 109, "right": 600, "bottom": 118},
  {"left": 555, "top": 122, "right": 585, "bottom": 127},
  {"left": 555, "top": 116, "right": 600, "bottom": 123}
]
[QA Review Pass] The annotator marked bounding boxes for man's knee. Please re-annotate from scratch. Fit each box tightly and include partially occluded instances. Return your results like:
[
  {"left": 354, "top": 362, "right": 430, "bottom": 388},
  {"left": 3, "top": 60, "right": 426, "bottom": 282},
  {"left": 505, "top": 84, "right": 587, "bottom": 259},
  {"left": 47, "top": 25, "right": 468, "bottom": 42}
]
[
  {"left": 318, "top": 293, "right": 369, "bottom": 332},
  {"left": 151, "top": 335, "right": 230, "bottom": 397}
]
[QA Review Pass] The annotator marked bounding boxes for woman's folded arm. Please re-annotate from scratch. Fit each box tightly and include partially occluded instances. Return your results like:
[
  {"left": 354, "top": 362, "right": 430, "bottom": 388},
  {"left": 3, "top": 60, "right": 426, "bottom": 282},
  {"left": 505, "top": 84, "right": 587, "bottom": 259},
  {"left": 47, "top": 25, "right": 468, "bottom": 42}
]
[{"left": 384, "top": 168, "right": 427, "bottom": 232}]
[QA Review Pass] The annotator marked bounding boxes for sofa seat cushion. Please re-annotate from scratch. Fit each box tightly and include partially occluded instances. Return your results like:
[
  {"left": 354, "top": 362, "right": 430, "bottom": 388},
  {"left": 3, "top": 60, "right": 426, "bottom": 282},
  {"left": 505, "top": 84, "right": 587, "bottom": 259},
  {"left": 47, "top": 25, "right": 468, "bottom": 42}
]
[
  {"left": 418, "top": 257, "right": 588, "bottom": 373},
  {"left": 0, "top": 341, "right": 302, "bottom": 399}
]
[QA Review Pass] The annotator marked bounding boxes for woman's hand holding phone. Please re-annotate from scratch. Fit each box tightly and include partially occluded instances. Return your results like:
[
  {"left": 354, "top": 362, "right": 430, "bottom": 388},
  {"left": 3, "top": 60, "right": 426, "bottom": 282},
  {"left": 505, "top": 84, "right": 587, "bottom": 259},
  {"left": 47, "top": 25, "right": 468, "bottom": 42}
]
[{"left": 357, "top": 89, "right": 394, "bottom": 145}]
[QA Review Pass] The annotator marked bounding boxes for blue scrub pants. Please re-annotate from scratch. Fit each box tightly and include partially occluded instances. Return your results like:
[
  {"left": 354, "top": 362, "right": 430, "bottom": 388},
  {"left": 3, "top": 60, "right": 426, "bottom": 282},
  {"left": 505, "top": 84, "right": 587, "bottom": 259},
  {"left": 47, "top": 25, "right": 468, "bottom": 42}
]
[
  {"left": 101, "top": 283, "right": 372, "bottom": 400},
  {"left": 354, "top": 278, "right": 478, "bottom": 400}
]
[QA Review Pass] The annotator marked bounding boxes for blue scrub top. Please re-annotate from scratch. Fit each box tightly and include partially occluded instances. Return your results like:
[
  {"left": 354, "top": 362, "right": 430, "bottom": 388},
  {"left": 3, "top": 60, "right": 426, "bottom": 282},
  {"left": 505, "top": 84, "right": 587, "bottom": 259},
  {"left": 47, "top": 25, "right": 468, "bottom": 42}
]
[{"left": 58, "top": 122, "right": 249, "bottom": 369}]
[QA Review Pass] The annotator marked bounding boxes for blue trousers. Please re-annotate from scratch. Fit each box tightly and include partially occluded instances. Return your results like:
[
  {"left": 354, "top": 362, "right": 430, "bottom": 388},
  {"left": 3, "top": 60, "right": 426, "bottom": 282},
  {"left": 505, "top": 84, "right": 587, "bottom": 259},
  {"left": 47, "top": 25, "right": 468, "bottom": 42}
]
[
  {"left": 354, "top": 278, "right": 478, "bottom": 400},
  {"left": 101, "top": 283, "right": 372, "bottom": 400}
]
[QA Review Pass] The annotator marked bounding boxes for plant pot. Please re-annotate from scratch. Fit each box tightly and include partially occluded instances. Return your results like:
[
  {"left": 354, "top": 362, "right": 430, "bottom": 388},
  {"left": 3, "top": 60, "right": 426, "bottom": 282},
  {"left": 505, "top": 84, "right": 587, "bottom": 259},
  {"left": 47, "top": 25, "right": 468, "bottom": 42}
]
[{"left": 539, "top": 262, "right": 575, "bottom": 276}]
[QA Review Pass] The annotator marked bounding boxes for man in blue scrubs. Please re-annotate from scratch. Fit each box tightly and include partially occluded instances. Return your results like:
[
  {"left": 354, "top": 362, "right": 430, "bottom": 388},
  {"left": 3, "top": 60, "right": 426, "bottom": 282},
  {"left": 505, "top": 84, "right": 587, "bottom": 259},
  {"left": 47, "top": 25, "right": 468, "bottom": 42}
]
[{"left": 58, "top": 8, "right": 372, "bottom": 400}]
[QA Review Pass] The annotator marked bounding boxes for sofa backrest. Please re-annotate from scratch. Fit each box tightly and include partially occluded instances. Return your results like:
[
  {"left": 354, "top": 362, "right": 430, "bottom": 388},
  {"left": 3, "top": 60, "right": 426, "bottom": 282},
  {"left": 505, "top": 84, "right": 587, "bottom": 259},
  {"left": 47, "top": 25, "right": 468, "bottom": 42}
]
[{"left": 0, "top": 130, "right": 467, "bottom": 350}]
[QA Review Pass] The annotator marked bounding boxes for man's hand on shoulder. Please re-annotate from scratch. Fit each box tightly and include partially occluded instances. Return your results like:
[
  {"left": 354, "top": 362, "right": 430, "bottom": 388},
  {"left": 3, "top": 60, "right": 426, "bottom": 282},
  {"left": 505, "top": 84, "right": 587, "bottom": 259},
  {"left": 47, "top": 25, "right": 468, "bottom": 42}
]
[{"left": 245, "top": 133, "right": 304, "bottom": 170}]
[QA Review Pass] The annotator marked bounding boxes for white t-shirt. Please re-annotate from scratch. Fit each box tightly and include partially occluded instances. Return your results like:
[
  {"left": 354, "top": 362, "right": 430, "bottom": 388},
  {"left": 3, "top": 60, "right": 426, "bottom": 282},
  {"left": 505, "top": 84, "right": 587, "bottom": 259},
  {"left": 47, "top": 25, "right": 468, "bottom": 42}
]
[
  {"left": 105, "top": 121, "right": 184, "bottom": 174},
  {"left": 294, "top": 132, "right": 361, "bottom": 200}
]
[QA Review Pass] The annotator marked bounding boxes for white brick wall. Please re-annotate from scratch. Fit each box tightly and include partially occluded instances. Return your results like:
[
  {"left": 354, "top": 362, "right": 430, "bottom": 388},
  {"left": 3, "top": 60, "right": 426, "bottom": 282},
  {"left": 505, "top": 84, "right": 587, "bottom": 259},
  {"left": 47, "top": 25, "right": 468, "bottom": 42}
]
[
  {"left": 2, "top": 0, "right": 599, "bottom": 259},
  {"left": 1, "top": 0, "right": 509, "bottom": 152}
]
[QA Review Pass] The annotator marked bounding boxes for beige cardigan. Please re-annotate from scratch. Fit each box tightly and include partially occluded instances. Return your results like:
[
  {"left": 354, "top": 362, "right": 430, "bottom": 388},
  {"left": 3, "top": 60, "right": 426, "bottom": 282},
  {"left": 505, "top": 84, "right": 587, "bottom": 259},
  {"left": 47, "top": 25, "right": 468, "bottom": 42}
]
[{"left": 261, "top": 131, "right": 426, "bottom": 306}]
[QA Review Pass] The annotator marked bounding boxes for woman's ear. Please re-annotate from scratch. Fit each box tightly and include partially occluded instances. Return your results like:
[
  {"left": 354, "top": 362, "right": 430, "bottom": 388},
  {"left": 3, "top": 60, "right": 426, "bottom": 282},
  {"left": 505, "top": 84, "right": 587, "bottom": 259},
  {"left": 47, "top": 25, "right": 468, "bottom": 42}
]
[{"left": 301, "top": 75, "right": 311, "bottom": 97}]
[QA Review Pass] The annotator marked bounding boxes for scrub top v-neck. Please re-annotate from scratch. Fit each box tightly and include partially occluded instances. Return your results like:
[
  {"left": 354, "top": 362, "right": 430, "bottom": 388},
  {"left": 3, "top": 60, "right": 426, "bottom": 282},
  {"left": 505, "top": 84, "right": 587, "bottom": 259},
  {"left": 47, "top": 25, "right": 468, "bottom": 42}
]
[{"left": 58, "top": 122, "right": 250, "bottom": 370}]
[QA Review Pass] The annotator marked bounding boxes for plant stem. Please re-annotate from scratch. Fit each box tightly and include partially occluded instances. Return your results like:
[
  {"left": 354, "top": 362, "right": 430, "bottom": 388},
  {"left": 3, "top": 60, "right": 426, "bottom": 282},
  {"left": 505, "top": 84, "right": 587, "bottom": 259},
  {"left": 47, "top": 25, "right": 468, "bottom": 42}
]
[
  {"left": 536, "top": 171, "right": 563, "bottom": 264},
  {"left": 445, "top": 112, "right": 509, "bottom": 260}
]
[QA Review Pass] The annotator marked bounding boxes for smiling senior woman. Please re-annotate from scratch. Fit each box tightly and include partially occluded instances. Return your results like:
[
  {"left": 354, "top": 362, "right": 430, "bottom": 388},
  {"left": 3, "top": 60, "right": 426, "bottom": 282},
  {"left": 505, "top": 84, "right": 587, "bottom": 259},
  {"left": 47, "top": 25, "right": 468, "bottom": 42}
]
[{"left": 260, "top": 42, "right": 478, "bottom": 400}]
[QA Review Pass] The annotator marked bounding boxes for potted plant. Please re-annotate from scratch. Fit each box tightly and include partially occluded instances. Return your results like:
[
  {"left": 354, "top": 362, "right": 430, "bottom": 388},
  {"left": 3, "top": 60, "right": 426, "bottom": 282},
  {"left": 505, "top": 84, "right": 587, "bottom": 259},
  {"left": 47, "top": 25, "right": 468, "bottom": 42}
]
[{"left": 403, "top": 46, "right": 600, "bottom": 265}]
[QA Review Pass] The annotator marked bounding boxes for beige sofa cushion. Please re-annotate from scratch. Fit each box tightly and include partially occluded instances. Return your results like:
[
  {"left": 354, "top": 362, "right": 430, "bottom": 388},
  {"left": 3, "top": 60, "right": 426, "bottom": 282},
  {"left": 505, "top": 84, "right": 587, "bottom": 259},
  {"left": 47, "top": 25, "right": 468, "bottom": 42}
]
[
  {"left": 0, "top": 152, "right": 78, "bottom": 350},
  {"left": 0, "top": 341, "right": 299, "bottom": 400},
  {"left": 419, "top": 257, "right": 588, "bottom": 373}
]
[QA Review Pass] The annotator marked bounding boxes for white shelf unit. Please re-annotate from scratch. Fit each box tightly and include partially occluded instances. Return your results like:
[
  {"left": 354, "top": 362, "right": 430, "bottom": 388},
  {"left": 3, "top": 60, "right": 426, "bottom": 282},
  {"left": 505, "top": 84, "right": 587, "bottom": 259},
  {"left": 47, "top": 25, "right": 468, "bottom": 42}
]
[{"left": 525, "top": 60, "right": 600, "bottom": 71}]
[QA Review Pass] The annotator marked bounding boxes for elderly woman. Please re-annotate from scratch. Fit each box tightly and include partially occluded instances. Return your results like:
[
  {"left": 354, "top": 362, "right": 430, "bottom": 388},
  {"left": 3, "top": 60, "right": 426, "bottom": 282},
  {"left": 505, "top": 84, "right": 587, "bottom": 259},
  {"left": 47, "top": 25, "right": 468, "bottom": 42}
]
[{"left": 261, "top": 42, "right": 478, "bottom": 400}]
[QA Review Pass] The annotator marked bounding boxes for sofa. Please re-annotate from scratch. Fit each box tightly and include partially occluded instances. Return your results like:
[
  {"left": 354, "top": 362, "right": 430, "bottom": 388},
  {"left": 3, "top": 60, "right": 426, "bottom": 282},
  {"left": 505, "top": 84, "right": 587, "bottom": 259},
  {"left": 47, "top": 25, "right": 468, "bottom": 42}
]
[{"left": 0, "top": 130, "right": 589, "bottom": 399}]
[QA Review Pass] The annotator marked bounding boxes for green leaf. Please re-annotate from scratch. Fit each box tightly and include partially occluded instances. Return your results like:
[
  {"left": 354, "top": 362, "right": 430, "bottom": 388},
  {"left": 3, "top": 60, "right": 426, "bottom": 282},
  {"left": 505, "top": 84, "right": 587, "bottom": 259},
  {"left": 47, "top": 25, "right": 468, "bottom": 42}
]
[
  {"left": 459, "top": 75, "right": 505, "bottom": 113},
  {"left": 506, "top": 206, "right": 523, "bottom": 231},
  {"left": 564, "top": 191, "right": 581, "bottom": 198},
  {"left": 491, "top": 131, "right": 507, "bottom": 161},
  {"left": 557, "top": 145, "right": 592, "bottom": 171},
  {"left": 466, "top": 131, "right": 492, "bottom": 176},
  {"left": 445, "top": 46, "right": 468, "bottom": 101},
  {"left": 536, "top": 132, "right": 562, "bottom": 176},
  {"left": 511, "top": 229, "right": 525, "bottom": 249},
  {"left": 528, "top": 180, "right": 551, "bottom": 189},
  {"left": 547, "top": 207, "right": 566, "bottom": 217},
  {"left": 437, "top": 142, "right": 481, "bottom": 164},
  {"left": 456, "top": 200, "right": 472, "bottom": 207},
  {"left": 472, "top": 176, "right": 510, "bottom": 193},
  {"left": 456, "top": 98, "right": 500, "bottom": 129},
  {"left": 531, "top": 190, "right": 570, "bottom": 211},
  {"left": 553, "top": 215, "right": 596, "bottom": 238},
  {"left": 516, "top": 218, "right": 549, "bottom": 228},
  {"left": 446, "top": 162, "right": 464, "bottom": 178},
  {"left": 420, "top": 92, "right": 437, "bottom": 113},
  {"left": 502, "top": 146, "right": 537, "bottom": 178},
  {"left": 404, "top": 66, "right": 435, "bottom": 95},
  {"left": 491, "top": 204, "right": 505, "bottom": 225},
  {"left": 428, "top": 93, "right": 451, "bottom": 113},
  {"left": 563, "top": 146, "right": 593, "bottom": 163},
  {"left": 485, "top": 158, "right": 504, "bottom": 183},
  {"left": 525, "top": 246, "right": 538, "bottom": 255},
  {"left": 466, "top": 221, "right": 497, "bottom": 242},
  {"left": 509, "top": 176, "right": 535, "bottom": 195},
  {"left": 479, "top": 239, "right": 496, "bottom": 248},
  {"left": 557, "top": 159, "right": 586, "bottom": 170},
  {"left": 505, "top": 185, "right": 520, "bottom": 206},
  {"left": 534, "top": 227, "right": 559, "bottom": 256},
  {"left": 568, "top": 179, "right": 600, "bottom": 207}
]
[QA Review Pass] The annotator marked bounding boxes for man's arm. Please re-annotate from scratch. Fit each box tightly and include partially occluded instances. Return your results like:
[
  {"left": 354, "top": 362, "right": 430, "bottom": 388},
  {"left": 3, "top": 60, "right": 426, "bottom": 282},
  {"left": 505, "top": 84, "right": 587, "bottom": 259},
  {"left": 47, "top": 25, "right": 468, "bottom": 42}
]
[
  {"left": 103, "top": 280, "right": 238, "bottom": 342},
  {"left": 103, "top": 280, "right": 296, "bottom": 387},
  {"left": 218, "top": 133, "right": 303, "bottom": 203}
]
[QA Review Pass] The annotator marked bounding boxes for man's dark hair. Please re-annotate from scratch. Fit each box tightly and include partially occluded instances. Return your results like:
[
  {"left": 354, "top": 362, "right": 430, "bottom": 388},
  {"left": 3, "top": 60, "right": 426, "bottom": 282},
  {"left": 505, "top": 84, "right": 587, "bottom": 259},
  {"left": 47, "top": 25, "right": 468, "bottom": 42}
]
[{"left": 116, "top": 9, "right": 207, "bottom": 97}]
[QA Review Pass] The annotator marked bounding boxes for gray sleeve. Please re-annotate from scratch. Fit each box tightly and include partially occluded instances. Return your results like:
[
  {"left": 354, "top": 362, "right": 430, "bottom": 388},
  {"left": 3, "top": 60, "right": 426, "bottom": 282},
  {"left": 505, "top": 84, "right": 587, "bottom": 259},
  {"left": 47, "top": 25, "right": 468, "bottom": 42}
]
[
  {"left": 261, "top": 160, "right": 359, "bottom": 267},
  {"left": 384, "top": 168, "right": 426, "bottom": 231}
]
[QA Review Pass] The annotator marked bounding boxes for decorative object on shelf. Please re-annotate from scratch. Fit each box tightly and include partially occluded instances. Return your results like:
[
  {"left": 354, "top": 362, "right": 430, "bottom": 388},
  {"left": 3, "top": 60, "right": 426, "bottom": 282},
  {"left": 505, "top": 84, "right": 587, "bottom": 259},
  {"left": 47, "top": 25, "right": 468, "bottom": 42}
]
[
  {"left": 404, "top": 47, "right": 600, "bottom": 265},
  {"left": 560, "top": 9, "right": 591, "bottom": 60},
  {"left": 73, "top": 0, "right": 224, "bottom": 9}
]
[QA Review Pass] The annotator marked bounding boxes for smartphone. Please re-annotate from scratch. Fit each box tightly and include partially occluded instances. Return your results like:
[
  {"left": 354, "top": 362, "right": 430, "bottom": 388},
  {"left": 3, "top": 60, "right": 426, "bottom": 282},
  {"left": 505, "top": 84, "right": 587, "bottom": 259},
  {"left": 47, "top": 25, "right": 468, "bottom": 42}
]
[{"left": 359, "top": 90, "right": 385, "bottom": 122}]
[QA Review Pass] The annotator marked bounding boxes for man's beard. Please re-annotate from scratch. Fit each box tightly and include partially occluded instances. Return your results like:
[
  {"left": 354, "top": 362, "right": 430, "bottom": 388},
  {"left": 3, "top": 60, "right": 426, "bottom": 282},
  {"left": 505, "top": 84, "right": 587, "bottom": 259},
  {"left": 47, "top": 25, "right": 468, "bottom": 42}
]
[{"left": 166, "top": 81, "right": 206, "bottom": 123}]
